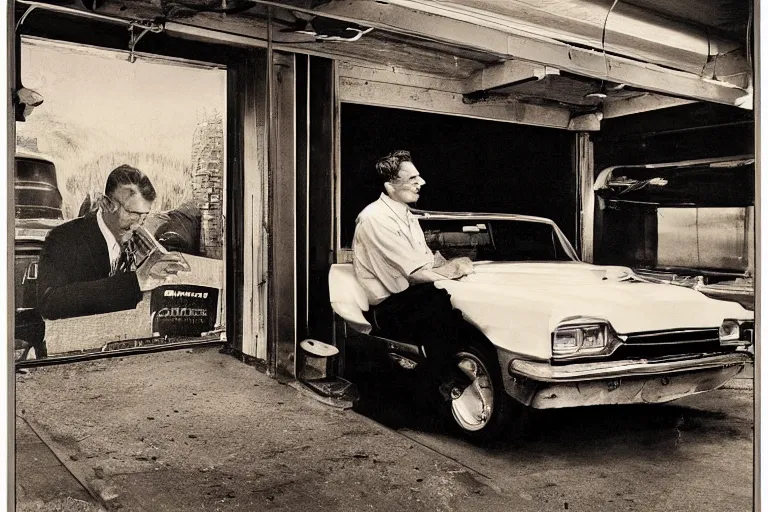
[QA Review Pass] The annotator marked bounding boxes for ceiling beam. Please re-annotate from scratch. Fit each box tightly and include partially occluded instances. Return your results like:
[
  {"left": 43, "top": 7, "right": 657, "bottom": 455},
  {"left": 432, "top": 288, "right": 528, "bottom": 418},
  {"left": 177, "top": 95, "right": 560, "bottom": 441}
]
[
  {"left": 336, "top": 61, "right": 468, "bottom": 94},
  {"left": 463, "top": 60, "right": 559, "bottom": 93},
  {"left": 251, "top": 0, "right": 752, "bottom": 109},
  {"left": 338, "top": 76, "right": 573, "bottom": 129},
  {"left": 602, "top": 94, "right": 697, "bottom": 119}
]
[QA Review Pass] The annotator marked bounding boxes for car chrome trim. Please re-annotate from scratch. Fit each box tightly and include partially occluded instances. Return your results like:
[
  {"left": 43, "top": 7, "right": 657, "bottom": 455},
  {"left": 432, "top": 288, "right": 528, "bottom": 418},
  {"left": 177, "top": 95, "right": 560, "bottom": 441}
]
[
  {"left": 511, "top": 352, "right": 751, "bottom": 382},
  {"left": 382, "top": 338, "right": 421, "bottom": 356},
  {"left": 624, "top": 338, "right": 719, "bottom": 346},
  {"left": 388, "top": 353, "right": 419, "bottom": 370},
  {"left": 625, "top": 328, "right": 717, "bottom": 338}
]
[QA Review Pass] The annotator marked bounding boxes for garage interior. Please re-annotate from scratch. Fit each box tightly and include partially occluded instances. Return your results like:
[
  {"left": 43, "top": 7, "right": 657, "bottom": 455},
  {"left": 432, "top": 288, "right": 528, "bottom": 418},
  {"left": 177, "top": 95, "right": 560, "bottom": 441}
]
[{"left": 10, "top": 0, "right": 755, "bottom": 376}]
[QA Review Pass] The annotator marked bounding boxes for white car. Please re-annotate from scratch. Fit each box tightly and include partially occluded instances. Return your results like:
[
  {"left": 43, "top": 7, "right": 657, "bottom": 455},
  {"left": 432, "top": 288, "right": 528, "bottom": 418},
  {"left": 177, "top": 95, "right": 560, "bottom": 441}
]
[{"left": 329, "top": 210, "right": 754, "bottom": 441}]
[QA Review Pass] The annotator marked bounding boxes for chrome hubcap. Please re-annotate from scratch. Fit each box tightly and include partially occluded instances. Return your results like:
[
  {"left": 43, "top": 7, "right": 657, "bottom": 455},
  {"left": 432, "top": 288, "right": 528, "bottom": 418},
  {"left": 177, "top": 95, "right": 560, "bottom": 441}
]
[{"left": 450, "top": 353, "right": 494, "bottom": 432}]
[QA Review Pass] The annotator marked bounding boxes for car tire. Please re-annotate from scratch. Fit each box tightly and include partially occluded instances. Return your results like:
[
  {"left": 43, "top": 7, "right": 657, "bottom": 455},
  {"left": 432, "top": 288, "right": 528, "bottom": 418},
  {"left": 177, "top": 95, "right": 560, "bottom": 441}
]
[{"left": 442, "top": 342, "right": 521, "bottom": 443}]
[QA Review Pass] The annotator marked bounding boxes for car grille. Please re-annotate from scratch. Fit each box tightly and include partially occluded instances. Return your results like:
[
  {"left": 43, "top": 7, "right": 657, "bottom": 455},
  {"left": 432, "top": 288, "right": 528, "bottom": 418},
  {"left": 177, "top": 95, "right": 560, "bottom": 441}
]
[{"left": 612, "top": 328, "right": 725, "bottom": 359}]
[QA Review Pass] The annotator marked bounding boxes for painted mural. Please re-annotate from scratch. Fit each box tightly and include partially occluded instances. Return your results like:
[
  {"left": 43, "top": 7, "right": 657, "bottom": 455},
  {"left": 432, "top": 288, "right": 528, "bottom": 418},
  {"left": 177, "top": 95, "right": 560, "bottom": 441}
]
[{"left": 14, "top": 37, "right": 228, "bottom": 361}]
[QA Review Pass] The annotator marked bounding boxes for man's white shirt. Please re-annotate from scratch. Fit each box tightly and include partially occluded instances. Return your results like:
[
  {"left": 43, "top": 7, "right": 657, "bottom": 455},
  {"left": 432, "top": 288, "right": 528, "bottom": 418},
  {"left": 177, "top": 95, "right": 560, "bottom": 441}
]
[
  {"left": 96, "top": 208, "right": 121, "bottom": 275},
  {"left": 352, "top": 193, "right": 434, "bottom": 305}
]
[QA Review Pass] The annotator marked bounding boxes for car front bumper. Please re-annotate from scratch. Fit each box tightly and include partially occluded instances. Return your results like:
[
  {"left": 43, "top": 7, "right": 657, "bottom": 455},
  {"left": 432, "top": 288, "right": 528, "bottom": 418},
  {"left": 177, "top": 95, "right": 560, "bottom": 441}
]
[{"left": 499, "top": 352, "right": 751, "bottom": 409}]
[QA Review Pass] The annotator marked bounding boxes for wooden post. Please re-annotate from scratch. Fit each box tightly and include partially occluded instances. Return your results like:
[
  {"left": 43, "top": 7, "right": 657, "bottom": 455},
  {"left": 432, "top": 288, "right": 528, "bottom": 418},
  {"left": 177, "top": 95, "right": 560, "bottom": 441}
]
[
  {"left": 307, "top": 57, "right": 336, "bottom": 345},
  {"left": 227, "top": 51, "right": 268, "bottom": 359},
  {"left": 575, "top": 132, "right": 595, "bottom": 262},
  {"left": 268, "top": 51, "right": 298, "bottom": 378}
]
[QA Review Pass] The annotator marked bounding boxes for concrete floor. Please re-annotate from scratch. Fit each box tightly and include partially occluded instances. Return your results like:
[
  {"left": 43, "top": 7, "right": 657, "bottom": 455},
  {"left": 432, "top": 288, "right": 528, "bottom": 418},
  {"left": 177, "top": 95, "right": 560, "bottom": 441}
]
[
  {"left": 351, "top": 363, "right": 756, "bottom": 512},
  {"left": 15, "top": 346, "right": 755, "bottom": 511}
]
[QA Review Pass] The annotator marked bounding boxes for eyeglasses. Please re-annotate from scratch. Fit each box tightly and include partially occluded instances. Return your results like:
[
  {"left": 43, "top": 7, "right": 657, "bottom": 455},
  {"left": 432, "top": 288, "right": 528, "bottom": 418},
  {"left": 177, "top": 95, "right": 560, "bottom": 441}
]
[{"left": 109, "top": 197, "right": 150, "bottom": 224}]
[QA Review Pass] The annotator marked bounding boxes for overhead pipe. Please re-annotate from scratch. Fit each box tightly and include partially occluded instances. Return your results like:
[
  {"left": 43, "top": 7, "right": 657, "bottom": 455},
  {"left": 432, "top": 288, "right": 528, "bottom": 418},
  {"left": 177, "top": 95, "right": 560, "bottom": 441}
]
[{"left": 383, "top": 0, "right": 748, "bottom": 78}]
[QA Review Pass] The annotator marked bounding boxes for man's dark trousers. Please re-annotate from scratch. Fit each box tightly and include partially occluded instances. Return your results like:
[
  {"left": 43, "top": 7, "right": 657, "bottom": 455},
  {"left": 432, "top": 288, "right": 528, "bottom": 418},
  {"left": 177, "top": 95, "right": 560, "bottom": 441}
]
[{"left": 364, "top": 284, "right": 467, "bottom": 379}]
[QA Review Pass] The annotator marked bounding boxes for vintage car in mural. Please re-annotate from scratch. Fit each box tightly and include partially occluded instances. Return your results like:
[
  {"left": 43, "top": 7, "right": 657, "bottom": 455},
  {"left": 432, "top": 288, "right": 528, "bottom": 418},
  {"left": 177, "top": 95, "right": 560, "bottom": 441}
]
[
  {"left": 329, "top": 210, "right": 754, "bottom": 441},
  {"left": 14, "top": 151, "right": 65, "bottom": 360}
]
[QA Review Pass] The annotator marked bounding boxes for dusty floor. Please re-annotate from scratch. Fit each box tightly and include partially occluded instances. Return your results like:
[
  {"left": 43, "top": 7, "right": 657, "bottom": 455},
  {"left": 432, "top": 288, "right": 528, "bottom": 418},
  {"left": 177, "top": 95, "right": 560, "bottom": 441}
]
[
  {"left": 15, "top": 346, "right": 755, "bottom": 511},
  {"left": 16, "top": 347, "right": 517, "bottom": 511},
  {"left": 353, "top": 367, "right": 756, "bottom": 512}
]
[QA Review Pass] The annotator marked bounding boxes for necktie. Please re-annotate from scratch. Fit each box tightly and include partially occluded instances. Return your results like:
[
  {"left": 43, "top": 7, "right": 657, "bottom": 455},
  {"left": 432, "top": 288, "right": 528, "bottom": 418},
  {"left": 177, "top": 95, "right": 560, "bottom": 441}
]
[{"left": 116, "top": 239, "right": 136, "bottom": 274}]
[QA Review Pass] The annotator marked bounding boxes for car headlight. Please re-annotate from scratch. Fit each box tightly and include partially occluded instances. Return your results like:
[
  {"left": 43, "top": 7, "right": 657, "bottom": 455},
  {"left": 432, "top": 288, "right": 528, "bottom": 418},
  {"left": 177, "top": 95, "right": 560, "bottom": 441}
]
[
  {"left": 720, "top": 319, "right": 753, "bottom": 346},
  {"left": 552, "top": 321, "right": 617, "bottom": 359}
]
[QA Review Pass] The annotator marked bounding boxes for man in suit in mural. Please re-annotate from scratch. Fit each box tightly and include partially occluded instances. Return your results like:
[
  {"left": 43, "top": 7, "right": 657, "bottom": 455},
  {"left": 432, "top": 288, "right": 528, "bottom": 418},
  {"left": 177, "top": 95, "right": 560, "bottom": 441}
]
[
  {"left": 352, "top": 150, "right": 474, "bottom": 396},
  {"left": 37, "top": 164, "right": 185, "bottom": 320}
]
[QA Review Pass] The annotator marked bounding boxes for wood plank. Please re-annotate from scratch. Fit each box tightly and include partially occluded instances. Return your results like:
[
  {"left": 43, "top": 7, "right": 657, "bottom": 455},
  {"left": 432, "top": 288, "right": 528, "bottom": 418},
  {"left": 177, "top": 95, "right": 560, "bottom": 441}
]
[
  {"left": 270, "top": 52, "right": 298, "bottom": 377},
  {"left": 339, "top": 76, "right": 572, "bottom": 128},
  {"left": 337, "top": 61, "right": 468, "bottom": 94},
  {"left": 602, "top": 93, "right": 697, "bottom": 119},
  {"left": 244, "top": 53, "right": 268, "bottom": 359},
  {"left": 464, "top": 60, "right": 559, "bottom": 92},
  {"left": 164, "top": 12, "right": 486, "bottom": 78},
  {"left": 576, "top": 133, "right": 595, "bottom": 263}
]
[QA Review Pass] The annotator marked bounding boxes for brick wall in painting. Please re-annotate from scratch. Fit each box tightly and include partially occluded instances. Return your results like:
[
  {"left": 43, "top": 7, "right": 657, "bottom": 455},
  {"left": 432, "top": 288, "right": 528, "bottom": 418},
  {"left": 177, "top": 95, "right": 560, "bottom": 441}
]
[{"left": 190, "top": 113, "right": 224, "bottom": 259}]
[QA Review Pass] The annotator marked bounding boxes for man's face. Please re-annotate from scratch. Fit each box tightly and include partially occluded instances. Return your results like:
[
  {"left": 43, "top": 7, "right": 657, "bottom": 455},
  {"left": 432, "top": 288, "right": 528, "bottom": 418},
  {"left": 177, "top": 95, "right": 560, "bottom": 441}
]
[
  {"left": 386, "top": 161, "right": 426, "bottom": 204},
  {"left": 103, "top": 185, "right": 152, "bottom": 243}
]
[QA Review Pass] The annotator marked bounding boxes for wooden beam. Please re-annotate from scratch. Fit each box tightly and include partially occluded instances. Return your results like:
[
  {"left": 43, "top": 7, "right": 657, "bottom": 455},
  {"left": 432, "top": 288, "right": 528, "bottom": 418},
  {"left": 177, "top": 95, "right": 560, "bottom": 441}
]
[
  {"left": 338, "top": 76, "right": 572, "bottom": 129},
  {"left": 337, "top": 61, "right": 468, "bottom": 94},
  {"left": 567, "top": 113, "right": 601, "bottom": 131},
  {"left": 602, "top": 93, "right": 697, "bottom": 119},
  {"left": 252, "top": 0, "right": 751, "bottom": 108},
  {"left": 464, "top": 60, "right": 559, "bottom": 93}
]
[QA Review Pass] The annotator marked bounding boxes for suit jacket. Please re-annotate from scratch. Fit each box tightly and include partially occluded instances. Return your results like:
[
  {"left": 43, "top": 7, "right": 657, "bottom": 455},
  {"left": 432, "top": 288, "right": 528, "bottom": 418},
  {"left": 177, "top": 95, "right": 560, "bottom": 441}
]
[{"left": 37, "top": 212, "right": 142, "bottom": 320}]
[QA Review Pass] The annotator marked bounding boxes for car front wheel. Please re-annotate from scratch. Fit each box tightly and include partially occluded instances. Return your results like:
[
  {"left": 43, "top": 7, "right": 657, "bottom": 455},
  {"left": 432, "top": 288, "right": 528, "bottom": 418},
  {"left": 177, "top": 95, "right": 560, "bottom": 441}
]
[{"left": 445, "top": 344, "right": 518, "bottom": 442}]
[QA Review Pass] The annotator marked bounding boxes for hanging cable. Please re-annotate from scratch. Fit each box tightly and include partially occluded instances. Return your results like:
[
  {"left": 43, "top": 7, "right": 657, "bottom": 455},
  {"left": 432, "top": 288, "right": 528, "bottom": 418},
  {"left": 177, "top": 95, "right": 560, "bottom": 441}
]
[
  {"left": 585, "top": 0, "right": 619, "bottom": 99},
  {"left": 600, "top": 0, "right": 620, "bottom": 79}
]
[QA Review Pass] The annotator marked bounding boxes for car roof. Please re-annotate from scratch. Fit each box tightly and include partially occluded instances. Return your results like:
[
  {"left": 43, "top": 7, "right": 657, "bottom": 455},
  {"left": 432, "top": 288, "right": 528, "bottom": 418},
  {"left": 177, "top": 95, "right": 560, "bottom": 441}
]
[{"left": 15, "top": 150, "right": 55, "bottom": 164}]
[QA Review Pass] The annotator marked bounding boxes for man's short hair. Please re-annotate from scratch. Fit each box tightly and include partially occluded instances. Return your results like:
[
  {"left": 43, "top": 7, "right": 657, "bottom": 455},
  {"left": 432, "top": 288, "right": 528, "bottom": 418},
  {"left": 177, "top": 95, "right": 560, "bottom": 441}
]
[
  {"left": 104, "top": 164, "right": 157, "bottom": 202},
  {"left": 375, "top": 150, "right": 412, "bottom": 185}
]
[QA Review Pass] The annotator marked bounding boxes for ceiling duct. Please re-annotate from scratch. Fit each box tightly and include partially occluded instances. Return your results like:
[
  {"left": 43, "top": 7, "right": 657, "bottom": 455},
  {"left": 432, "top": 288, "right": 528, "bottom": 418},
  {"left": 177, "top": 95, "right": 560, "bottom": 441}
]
[{"left": 387, "top": 0, "right": 749, "bottom": 79}]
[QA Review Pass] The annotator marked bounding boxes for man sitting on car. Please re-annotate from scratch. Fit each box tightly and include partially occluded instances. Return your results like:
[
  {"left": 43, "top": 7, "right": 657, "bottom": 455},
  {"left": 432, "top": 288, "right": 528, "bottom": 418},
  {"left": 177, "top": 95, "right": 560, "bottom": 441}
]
[
  {"left": 352, "top": 149, "right": 474, "bottom": 393},
  {"left": 37, "top": 164, "right": 184, "bottom": 320}
]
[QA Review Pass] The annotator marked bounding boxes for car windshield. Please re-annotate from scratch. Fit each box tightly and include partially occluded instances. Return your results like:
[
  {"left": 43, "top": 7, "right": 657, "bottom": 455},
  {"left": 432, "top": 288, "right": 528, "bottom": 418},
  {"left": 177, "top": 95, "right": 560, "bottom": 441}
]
[
  {"left": 15, "top": 158, "right": 63, "bottom": 220},
  {"left": 421, "top": 218, "right": 574, "bottom": 262},
  {"left": 16, "top": 158, "right": 57, "bottom": 184}
]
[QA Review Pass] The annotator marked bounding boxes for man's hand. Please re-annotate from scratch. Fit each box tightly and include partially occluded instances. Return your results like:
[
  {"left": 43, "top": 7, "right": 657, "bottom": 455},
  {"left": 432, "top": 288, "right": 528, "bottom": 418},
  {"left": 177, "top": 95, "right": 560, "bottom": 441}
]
[
  {"left": 136, "top": 252, "right": 190, "bottom": 291},
  {"left": 431, "top": 257, "right": 474, "bottom": 280},
  {"left": 433, "top": 250, "right": 448, "bottom": 268}
]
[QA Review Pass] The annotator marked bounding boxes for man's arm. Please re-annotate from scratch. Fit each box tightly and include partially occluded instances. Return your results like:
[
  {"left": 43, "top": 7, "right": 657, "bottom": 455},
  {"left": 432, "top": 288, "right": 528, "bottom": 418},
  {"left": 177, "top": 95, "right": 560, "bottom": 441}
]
[
  {"left": 37, "top": 232, "right": 143, "bottom": 320},
  {"left": 408, "top": 257, "right": 474, "bottom": 284}
]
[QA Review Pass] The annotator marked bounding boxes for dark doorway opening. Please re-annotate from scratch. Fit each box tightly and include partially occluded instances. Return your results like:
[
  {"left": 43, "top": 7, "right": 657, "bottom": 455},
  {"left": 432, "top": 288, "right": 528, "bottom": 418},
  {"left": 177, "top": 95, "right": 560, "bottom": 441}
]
[{"left": 339, "top": 104, "right": 577, "bottom": 248}]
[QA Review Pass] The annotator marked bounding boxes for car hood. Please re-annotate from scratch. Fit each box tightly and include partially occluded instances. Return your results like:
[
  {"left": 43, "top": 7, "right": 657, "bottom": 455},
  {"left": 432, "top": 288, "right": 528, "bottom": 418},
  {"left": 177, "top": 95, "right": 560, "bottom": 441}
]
[
  {"left": 328, "top": 262, "right": 752, "bottom": 360},
  {"left": 434, "top": 261, "right": 752, "bottom": 358}
]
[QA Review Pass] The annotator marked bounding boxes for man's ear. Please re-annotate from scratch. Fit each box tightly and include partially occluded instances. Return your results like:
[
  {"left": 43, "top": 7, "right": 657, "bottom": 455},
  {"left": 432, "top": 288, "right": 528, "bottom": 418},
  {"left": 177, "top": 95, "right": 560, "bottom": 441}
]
[
  {"left": 383, "top": 181, "right": 394, "bottom": 195},
  {"left": 101, "top": 195, "right": 118, "bottom": 213}
]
